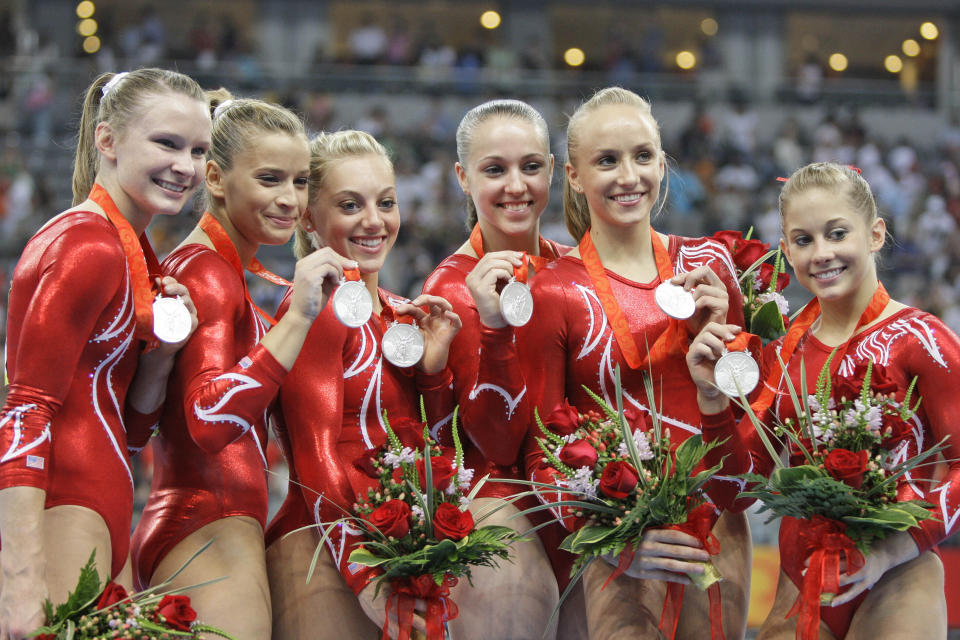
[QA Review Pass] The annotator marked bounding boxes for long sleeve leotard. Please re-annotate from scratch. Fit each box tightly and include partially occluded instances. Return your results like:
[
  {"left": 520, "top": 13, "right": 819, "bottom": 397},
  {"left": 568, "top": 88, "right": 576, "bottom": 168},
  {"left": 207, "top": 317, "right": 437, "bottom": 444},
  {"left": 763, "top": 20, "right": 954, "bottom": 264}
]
[
  {"left": 701, "top": 306, "right": 960, "bottom": 638},
  {"left": 131, "top": 244, "right": 287, "bottom": 588},
  {"left": 518, "top": 235, "right": 746, "bottom": 583},
  {"left": 1, "top": 211, "right": 146, "bottom": 577},
  {"left": 267, "top": 288, "right": 455, "bottom": 594}
]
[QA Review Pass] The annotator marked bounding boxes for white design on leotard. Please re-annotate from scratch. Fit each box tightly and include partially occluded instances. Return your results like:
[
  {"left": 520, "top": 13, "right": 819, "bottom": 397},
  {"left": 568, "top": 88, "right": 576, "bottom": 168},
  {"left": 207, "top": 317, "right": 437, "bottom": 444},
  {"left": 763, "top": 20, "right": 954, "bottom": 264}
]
[
  {"left": 468, "top": 383, "right": 526, "bottom": 419},
  {"left": 194, "top": 372, "right": 263, "bottom": 436},
  {"left": 0, "top": 404, "right": 50, "bottom": 463}
]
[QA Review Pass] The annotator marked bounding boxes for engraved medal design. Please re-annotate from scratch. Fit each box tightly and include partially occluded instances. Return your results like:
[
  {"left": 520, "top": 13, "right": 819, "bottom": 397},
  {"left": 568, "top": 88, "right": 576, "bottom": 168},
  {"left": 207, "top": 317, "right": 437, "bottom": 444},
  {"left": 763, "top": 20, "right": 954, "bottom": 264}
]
[
  {"left": 714, "top": 349, "right": 760, "bottom": 398},
  {"left": 654, "top": 281, "right": 696, "bottom": 320},
  {"left": 152, "top": 295, "right": 192, "bottom": 343},
  {"left": 332, "top": 279, "right": 373, "bottom": 328},
  {"left": 381, "top": 322, "right": 425, "bottom": 368},
  {"left": 500, "top": 279, "right": 534, "bottom": 327}
]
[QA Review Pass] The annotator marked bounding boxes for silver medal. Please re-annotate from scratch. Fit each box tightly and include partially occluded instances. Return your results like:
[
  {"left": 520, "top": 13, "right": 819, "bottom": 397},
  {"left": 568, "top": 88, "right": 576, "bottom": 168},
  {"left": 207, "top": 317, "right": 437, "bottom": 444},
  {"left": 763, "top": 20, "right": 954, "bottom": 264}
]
[
  {"left": 332, "top": 279, "right": 373, "bottom": 328},
  {"left": 714, "top": 350, "right": 760, "bottom": 398},
  {"left": 499, "top": 279, "right": 534, "bottom": 327},
  {"left": 654, "top": 281, "right": 696, "bottom": 320},
  {"left": 152, "top": 295, "right": 192, "bottom": 344},
  {"left": 381, "top": 322, "right": 425, "bottom": 368}
]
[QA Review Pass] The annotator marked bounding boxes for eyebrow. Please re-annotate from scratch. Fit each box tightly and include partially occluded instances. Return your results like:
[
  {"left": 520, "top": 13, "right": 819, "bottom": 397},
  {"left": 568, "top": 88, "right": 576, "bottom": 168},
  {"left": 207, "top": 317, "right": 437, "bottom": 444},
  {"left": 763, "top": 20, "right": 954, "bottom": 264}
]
[{"left": 478, "top": 153, "right": 547, "bottom": 163}]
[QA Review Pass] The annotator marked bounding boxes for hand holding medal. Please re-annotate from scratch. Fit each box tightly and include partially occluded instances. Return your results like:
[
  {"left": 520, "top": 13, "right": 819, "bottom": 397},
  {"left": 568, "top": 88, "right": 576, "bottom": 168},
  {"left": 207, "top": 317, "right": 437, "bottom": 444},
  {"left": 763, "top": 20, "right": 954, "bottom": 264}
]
[
  {"left": 333, "top": 267, "right": 374, "bottom": 328},
  {"left": 386, "top": 295, "right": 462, "bottom": 373},
  {"left": 150, "top": 276, "right": 197, "bottom": 346},
  {"left": 685, "top": 321, "right": 761, "bottom": 407}
]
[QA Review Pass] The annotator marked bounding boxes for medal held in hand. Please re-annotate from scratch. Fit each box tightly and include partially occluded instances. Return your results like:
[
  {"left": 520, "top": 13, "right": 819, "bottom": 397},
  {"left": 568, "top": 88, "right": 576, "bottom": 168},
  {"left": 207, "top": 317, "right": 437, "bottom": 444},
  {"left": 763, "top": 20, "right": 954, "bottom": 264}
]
[
  {"left": 714, "top": 349, "right": 760, "bottom": 398},
  {"left": 500, "top": 278, "right": 533, "bottom": 327},
  {"left": 152, "top": 295, "right": 192, "bottom": 344},
  {"left": 382, "top": 321, "right": 425, "bottom": 368},
  {"left": 332, "top": 273, "right": 373, "bottom": 328},
  {"left": 654, "top": 281, "right": 696, "bottom": 320}
]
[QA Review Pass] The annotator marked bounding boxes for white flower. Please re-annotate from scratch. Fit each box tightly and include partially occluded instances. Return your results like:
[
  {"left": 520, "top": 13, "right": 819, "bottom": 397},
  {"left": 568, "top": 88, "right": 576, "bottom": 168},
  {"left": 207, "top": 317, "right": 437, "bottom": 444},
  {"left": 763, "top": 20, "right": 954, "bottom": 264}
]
[
  {"left": 757, "top": 291, "right": 790, "bottom": 315},
  {"left": 109, "top": 619, "right": 120, "bottom": 629},
  {"left": 456, "top": 465, "right": 475, "bottom": 486},
  {"left": 560, "top": 465, "right": 599, "bottom": 499},
  {"left": 561, "top": 433, "right": 580, "bottom": 444},
  {"left": 384, "top": 447, "right": 416, "bottom": 468},
  {"left": 445, "top": 483, "right": 457, "bottom": 495},
  {"left": 618, "top": 429, "right": 655, "bottom": 460},
  {"left": 459, "top": 495, "right": 472, "bottom": 509},
  {"left": 126, "top": 618, "right": 139, "bottom": 628},
  {"left": 411, "top": 504, "right": 424, "bottom": 520}
]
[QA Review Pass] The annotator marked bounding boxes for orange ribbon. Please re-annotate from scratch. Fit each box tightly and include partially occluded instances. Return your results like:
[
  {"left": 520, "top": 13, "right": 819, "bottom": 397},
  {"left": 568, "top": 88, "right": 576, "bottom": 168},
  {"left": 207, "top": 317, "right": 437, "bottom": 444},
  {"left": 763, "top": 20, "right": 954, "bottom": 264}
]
[
  {"left": 89, "top": 183, "right": 161, "bottom": 340},
  {"left": 750, "top": 283, "right": 889, "bottom": 417},
  {"left": 468, "top": 223, "right": 556, "bottom": 276},
  {"left": 785, "top": 515, "right": 864, "bottom": 640},
  {"left": 199, "top": 212, "right": 292, "bottom": 326},
  {"left": 579, "top": 227, "right": 689, "bottom": 370},
  {"left": 384, "top": 574, "right": 459, "bottom": 640}
]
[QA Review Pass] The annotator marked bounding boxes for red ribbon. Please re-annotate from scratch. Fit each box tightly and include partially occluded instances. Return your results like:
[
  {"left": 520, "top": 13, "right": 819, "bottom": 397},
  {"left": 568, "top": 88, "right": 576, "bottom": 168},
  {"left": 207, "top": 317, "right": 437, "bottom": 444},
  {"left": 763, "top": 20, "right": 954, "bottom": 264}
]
[
  {"left": 658, "top": 503, "right": 726, "bottom": 640},
  {"left": 383, "top": 574, "right": 459, "bottom": 640},
  {"left": 785, "top": 516, "right": 864, "bottom": 640}
]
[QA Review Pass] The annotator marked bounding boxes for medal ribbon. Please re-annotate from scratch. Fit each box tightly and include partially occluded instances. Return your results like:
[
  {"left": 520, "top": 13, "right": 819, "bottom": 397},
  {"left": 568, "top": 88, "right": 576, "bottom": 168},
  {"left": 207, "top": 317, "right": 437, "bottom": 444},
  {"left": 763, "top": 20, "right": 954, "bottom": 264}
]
[
  {"left": 469, "top": 223, "right": 556, "bottom": 276},
  {"left": 89, "top": 183, "right": 160, "bottom": 340},
  {"left": 199, "top": 212, "right": 292, "bottom": 326},
  {"left": 383, "top": 574, "right": 459, "bottom": 640},
  {"left": 579, "top": 227, "right": 689, "bottom": 370},
  {"left": 749, "top": 282, "right": 889, "bottom": 416}
]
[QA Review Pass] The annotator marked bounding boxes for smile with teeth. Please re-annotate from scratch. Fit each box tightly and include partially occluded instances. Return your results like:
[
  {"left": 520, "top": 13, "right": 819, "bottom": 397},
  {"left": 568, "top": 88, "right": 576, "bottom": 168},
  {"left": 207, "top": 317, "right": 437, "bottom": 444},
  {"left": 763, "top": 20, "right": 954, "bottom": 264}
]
[
  {"left": 498, "top": 201, "right": 532, "bottom": 211},
  {"left": 155, "top": 178, "right": 187, "bottom": 193},
  {"left": 612, "top": 193, "right": 643, "bottom": 203},
  {"left": 813, "top": 267, "right": 845, "bottom": 280},
  {"left": 351, "top": 237, "right": 385, "bottom": 248}
]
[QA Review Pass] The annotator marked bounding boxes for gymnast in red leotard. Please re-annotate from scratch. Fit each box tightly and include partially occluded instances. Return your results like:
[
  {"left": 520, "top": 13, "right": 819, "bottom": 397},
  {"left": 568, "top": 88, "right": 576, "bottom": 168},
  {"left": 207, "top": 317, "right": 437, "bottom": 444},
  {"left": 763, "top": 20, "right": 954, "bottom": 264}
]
[
  {"left": 264, "top": 130, "right": 462, "bottom": 640},
  {"left": 687, "top": 163, "right": 955, "bottom": 639},
  {"left": 0, "top": 69, "right": 209, "bottom": 637},
  {"left": 421, "top": 99, "right": 578, "bottom": 639},
  {"left": 130, "top": 94, "right": 352, "bottom": 639}
]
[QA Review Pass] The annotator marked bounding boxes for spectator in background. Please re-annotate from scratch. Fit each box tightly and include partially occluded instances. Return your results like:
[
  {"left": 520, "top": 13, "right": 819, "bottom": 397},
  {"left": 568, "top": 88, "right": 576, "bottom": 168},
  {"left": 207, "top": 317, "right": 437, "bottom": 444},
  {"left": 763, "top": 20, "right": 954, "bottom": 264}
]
[{"left": 348, "top": 13, "right": 387, "bottom": 64}]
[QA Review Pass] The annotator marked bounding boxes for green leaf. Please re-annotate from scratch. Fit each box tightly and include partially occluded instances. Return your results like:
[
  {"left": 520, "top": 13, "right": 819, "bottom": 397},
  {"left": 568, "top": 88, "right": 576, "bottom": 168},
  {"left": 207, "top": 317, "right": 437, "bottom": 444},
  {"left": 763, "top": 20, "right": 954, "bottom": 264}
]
[
  {"left": 749, "top": 299, "right": 787, "bottom": 342},
  {"left": 349, "top": 548, "right": 393, "bottom": 567},
  {"left": 51, "top": 549, "right": 101, "bottom": 623},
  {"left": 559, "top": 525, "right": 618, "bottom": 553}
]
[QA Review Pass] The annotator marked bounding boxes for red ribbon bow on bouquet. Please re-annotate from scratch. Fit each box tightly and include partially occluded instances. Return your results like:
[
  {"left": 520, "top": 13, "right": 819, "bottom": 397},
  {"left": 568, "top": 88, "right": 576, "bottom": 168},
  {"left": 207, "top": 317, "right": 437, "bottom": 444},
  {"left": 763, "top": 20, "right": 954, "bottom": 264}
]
[
  {"left": 786, "top": 515, "right": 865, "bottom": 640},
  {"left": 659, "top": 503, "right": 726, "bottom": 640},
  {"left": 384, "top": 574, "right": 459, "bottom": 640}
]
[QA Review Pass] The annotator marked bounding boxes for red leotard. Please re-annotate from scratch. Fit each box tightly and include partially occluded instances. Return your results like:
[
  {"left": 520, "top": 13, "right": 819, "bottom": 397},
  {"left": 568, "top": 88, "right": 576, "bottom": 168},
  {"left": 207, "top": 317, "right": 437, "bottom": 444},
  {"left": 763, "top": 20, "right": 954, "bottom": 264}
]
[
  {"left": 519, "top": 235, "right": 745, "bottom": 583},
  {"left": 265, "top": 288, "right": 455, "bottom": 594},
  {"left": 131, "top": 244, "right": 287, "bottom": 588},
  {"left": 702, "top": 306, "right": 960, "bottom": 638},
  {"left": 1, "top": 211, "right": 148, "bottom": 577}
]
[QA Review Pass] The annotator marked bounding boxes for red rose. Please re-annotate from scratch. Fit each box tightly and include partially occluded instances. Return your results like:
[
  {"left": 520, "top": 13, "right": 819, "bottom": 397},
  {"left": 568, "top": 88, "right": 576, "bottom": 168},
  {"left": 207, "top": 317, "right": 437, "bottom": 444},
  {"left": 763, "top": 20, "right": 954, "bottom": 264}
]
[
  {"left": 823, "top": 448, "right": 869, "bottom": 489},
  {"left": 96, "top": 581, "right": 129, "bottom": 609},
  {"left": 544, "top": 400, "right": 581, "bottom": 436},
  {"left": 559, "top": 440, "right": 598, "bottom": 469},
  {"left": 417, "top": 455, "right": 456, "bottom": 491},
  {"left": 34, "top": 635, "right": 56, "bottom": 640},
  {"left": 598, "top": 460, "right": 640, "bottom": 499},
  {"left": 353, "top": 445, "right": 386, "bottom": 479},
  {"left": 756, "top": 263, "right": 790, "bottom": 293},
  {"left": 368, "top": 499, "right": 412, "bottom": 538},
  {"left": 833, "top": 362, "right": 899, "bottom": 403},
  {"left": 732, "top": 239, "right": 769, "bottom": 272},
  {"left": 881, "top": 413, "right": 913, "bottom": 448},
  {"left": 154, "top": 594, "right": 197, "bottom": 632},
  {"left": 623, "top": 408, "right": 653, "bottom": 433},
  {"left": 433, "top": 502, "right": 474, "bottom": 541},
  {"left": 391, "top": 417, "right": 427, "bottom": 449},
  {"left": 712, "top": 230, "right": 743, "bottom": 254}
]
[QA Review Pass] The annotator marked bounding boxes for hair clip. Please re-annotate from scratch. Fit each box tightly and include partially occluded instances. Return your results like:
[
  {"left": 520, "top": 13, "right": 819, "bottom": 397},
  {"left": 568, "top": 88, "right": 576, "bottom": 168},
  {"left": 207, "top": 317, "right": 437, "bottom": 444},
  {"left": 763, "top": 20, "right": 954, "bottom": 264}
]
[
  {"left": 213, "top": 99, "right": 234, "bottom": 120},
  {"left": 775, "top": 177, "right": 788, "bottom": 182},
  {"left": 101, "top": 71, "right": 129, "bottom": 98}
]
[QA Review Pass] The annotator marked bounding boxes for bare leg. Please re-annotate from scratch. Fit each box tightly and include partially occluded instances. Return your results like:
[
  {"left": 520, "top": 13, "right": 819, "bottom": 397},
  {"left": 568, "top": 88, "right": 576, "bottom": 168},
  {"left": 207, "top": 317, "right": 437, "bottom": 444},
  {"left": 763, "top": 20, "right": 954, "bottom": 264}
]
[
  {"left": 266, "top": 527, "right": 379, "bottom": 640},
  {"left": 756, "top": 569, "right": 835, "bottom": 640},
  {"left": 446, "top": 498, "right": 560, "bottom": 640},
  {"left": 846, "top": 551, "right": 946, "bottom": 640},
  {"left": 583, "top": 559, "right": 666, "bottom": 640},
  {"left": 43, "top": 505, "right": 113, "bottom": 602},
  {"left": 149, "top": 516, "right": 271, "bottom": 640},
  {"left": 676, "top": 510, "right": 751, "bottom": 640},
  {"left": 557, "top": 579, "right": 588, "bottom": 640}
]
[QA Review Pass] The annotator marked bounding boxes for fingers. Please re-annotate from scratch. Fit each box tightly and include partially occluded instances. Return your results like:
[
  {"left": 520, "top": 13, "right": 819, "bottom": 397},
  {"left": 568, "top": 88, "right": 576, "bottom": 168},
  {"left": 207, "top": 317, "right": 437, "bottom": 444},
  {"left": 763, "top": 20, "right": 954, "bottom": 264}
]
[
  {"left": 640, "top": 529, "right": 712, "bottom": 561},
  {"left": 670, "top": 266, "right": 723, "bottom": 290},
  {"left": 829, "top": 579, "right": 869, "bottom": 606}
]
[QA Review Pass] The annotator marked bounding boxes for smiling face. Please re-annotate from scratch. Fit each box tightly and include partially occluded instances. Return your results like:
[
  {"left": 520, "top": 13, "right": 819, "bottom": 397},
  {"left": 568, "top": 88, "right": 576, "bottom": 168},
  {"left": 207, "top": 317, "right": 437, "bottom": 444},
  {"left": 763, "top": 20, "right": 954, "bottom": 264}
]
[
  {"left": 100, "top": 90, "right": 211, "bottom": 221},
  {"left": 208, "top": 131, "right": 311, "bottom": 252},
  {"left": 565, "top": 103, "right": 664, "bottom": 235},
  {"left": 780, "top": 186, "right": 885, "bottom": 305},
  {"left": 455, "top": 115, "right": 553, "bottom": 237},
  {"left": 305, "top": 154, "right": 399, "bottom": 274}
]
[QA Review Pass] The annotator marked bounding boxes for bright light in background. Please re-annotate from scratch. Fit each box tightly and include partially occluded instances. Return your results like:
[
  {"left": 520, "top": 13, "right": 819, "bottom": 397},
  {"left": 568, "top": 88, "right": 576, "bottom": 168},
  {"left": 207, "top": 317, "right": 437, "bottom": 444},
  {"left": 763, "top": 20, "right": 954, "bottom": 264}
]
[
  {"left": 700, "top": 18, "right": 718, "bottom": 36},
  {"left": 76, "top": 1, "right": 94, "bottom": 19},
  {"left": 77, "top": 18, "right": 97, "bottom": 37},
  {"left": 828, "top": 53, "right": 848, "bottom": 72},
  {"left": 480, "top": 10, "right": 501, "bottom": 30},
  {"left": 920, "top": 22, "right": 938, "bottom": 40},
  {"left": 884, "top": 54, "right": 903, "bottom": 73},
  {"left": 82, "top": 35, "right": 101, "bottom": 53},
  {"left": 564, "top": 47, "right": 585, "bottom": 67},
  {"left": 676, "top": 51, "right": 696, "bottom": 70},
  {"left": 902, "top": 39, "right": 920, "bottom": 57}
]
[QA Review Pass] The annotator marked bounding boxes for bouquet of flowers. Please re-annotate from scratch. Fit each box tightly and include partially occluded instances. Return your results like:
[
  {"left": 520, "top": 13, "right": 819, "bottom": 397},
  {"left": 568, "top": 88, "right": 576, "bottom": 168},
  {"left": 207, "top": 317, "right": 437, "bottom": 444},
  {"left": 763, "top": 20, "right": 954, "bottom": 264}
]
[
  {"left": 712, "top": 228, "right": 790, "bottom": 343},
  {"left": 527, "top": 368, "right": 726, "bottom": 640},
  {"left": 30, "top": 548, "right": 234, "bottom": 639},
  {"left": 319, "top": 409, "right": 521, "bottom": 640},
  {"left": 737, "top": 355, "right": 944, "bottom": 639}
]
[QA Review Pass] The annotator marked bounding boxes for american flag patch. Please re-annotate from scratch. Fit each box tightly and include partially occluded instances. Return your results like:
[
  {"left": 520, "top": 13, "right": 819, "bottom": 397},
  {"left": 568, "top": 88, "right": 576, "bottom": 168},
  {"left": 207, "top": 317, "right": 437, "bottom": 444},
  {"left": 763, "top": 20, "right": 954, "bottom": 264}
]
[
  {"left": 239, "top": 356, "right": 253, "bottom": 369},
  {"left": 348, "top": 563, "right": 361, "bottom": 575},
  {"left": 26, "top": 455, "right": 44, "bottom": 470}
]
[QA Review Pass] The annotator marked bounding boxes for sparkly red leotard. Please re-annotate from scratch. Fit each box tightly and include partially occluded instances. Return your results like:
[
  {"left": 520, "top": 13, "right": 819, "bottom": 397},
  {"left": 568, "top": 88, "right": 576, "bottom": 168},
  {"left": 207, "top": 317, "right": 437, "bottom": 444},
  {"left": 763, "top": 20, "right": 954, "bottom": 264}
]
[
  {"left": 131, "top": 244, "right": 288, "bottom": 588},
  {"left": 1, "top": 211, "right": 147, "bottom": 577},
  {"left": 265, "top": 288, "right": 455, "bottom": 594},
  {"left": 701, "top": 306, "right": 960, "bottom": 638},
  {"left": 519, "top": 235, "right": 746, "bottom": 583}
]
